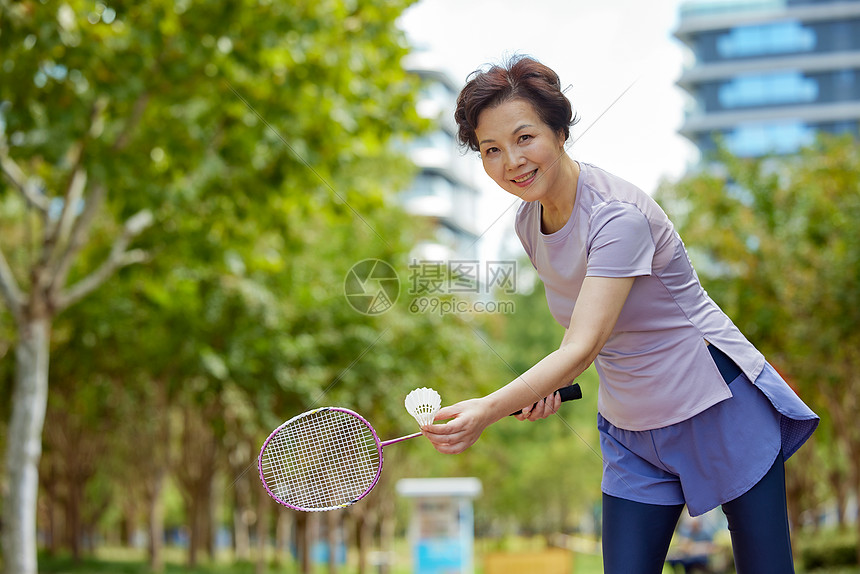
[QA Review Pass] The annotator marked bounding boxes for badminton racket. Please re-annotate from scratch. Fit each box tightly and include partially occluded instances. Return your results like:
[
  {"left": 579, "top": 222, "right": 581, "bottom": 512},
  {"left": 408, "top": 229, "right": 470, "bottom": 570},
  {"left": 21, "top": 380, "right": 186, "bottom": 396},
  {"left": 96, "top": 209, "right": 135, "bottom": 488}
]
[{"left": 258, "top": 383, "right": 582, "bottom": 512}]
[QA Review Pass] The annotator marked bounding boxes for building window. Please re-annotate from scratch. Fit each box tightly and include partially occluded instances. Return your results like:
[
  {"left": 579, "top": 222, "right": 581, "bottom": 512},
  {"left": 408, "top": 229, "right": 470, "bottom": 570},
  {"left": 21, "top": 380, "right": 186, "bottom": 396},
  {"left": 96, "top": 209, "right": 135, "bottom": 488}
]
[
  {"left": 404, "top": 173, "right": 455, "bottom": 201},
  {"left": 412, "top": 130, "right": 452, "bottom": 151},
  {"left": 719, "top": 71, "right": 818, "bottom": 108},
  {"left": 417, "top": 82, "right": 456, "bottom": 120},
  {"left": 820, "top": 120, "right": 860, "bottom": 136},
  {"left": 723, "top": 121, "right": 816, "bottom": 156},
  {"left": 717, "top": 21, "right": 816, "bottom": 58}
]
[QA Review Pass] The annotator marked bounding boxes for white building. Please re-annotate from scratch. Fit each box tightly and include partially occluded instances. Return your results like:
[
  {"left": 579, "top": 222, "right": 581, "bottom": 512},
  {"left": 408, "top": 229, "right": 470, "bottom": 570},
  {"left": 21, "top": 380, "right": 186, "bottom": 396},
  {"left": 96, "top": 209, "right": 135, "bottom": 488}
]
[{"left": 400, "top": 52, "right": 482, "bottom": 263}]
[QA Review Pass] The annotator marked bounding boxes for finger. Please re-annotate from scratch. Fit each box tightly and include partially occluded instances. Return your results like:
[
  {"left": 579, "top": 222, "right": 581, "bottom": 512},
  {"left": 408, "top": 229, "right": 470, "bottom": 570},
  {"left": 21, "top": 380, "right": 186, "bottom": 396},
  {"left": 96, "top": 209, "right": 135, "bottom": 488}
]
[
  {"left": 550, "top": 391, "right": 562, "bottom": 413},
  {"left": 423, "top": 416, "right": 472, "bottom": 439},
  {"left": 542, "top": 392, "right": 560, "bottom": 417},
  {"left": 540, "top": 392, "right": 562, "bottom": 418},
  {"left": 433, "top": 405, "right": 459, "bottom": 423},
  {"left": 434, "top": 442, "right": 466, "bottom": 455},
  {"left": 421, "top": 422, "right": 456, "bottom": 437},
  {"left": 423, "top": 431, "right": 469, "bottom": 454},
  {"left": 527, "top": 397, "right": 547, "bottom": 421}
]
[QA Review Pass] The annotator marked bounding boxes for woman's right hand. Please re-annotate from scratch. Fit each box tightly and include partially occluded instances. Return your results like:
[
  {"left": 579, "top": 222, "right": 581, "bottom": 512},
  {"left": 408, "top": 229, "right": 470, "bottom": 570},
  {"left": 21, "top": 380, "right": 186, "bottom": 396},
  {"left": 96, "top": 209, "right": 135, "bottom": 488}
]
[{"left": 420, "top": 397, "right": 494, "bottom": 455}]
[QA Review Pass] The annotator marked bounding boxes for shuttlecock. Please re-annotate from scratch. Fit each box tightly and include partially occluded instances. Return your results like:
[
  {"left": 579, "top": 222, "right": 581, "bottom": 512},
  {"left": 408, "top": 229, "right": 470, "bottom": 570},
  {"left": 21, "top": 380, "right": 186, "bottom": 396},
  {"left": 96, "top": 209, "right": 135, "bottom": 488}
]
[{"left": 405, "top": 387, "right": 441, "bottom": 427}]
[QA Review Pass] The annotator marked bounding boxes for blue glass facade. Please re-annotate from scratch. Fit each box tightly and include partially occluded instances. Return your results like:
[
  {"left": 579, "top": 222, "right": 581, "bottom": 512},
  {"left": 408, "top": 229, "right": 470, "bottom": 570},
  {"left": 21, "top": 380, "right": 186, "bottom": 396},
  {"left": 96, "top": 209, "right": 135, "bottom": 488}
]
[
  {"left": 722, "top": 121, "right": 816, "bottom": 156},
  {"left": 676, "top": 0, "right": 860, "bottom": 157},
  {"left": 693, "top": 18, "right": 860, "bottom": 62},
  {"left": 715, "top": 21, "right": 816, "bottom": 59},
  {"left": 696, "top": 69, "right": 860, "bottom": 113},
  {"left": 718, "top": 72, "right": 818, "bottom": 108}
]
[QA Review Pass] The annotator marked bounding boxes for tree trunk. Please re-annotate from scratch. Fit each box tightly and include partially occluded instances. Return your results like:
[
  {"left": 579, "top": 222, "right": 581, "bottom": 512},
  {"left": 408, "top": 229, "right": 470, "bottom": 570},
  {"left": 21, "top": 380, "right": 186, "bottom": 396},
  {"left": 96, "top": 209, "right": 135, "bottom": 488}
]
[
  {"left": 205, "top": 483, "right": 216, "bottom": 561},
  {"left": 234, "top": 498, "right": 251, "bottom": 561},
  {"left": 188, "top": 492, "right": 203, "bottom": 568},
  {"left": 296, "top": 512, "right": 311, "bottom": 574},
  {"left": 2, "top": 317, "right": 50, "bottom": 574},
  {"left": 275, "top": 509, "right": 293, "bottom": 566},
  {"left": 356, "top": 510, "right": 376, "bottom": 574},
  {"left": 228, "top": 437, "right": 254, "bottom": 562},
  {"left": 327, "top": 511, "right": 339, "bottom": 574},
  {"left": 255, "top": 489, "right": 269, "bottom": 574},
  {"left": 379, "top": 499, "right": 396, "bottom": 574},
  {"left": 65, "top": 476, "right": 83, "bottom": 561},
  {"left": 176, "top": 407, "right": 218, "bottom": 569},
  {"left": 850, "top": 440, "right": 860, "bottom": 567},
  {"left": 147, "top": 470, "right": 166, "bottom": 573},
  {"left": 144, "top": 386, "right": 171, "bottom": 573},
  {"left": 826, "top": 464, "right": 848, "bottom": 528},
  {"left": 120, "top": 503, "right": 133, "bottom": 547}
]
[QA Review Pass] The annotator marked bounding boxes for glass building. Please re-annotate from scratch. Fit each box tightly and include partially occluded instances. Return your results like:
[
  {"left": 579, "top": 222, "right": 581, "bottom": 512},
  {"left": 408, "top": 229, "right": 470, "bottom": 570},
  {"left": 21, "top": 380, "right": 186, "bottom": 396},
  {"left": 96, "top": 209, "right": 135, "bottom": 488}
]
[{"left": 675, "top": 0, "right": 860, "bottom": 157}]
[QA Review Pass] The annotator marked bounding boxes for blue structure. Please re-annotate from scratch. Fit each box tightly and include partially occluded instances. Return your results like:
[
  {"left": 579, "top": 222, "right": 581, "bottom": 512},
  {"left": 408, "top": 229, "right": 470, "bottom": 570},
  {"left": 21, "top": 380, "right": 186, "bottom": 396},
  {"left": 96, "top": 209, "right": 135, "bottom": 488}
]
[
  {"left": 675, "top": 0, "right": 860, "bottom": 156},
  {"left": 396, "top": 477, "right": 482, "bottom": 574}
]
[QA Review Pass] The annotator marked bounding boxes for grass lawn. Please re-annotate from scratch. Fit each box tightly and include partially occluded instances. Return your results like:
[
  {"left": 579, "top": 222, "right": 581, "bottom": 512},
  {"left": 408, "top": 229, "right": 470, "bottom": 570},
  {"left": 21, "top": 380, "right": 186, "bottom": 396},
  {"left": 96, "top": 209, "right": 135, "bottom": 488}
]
[
  {"left": 35, "top": 545, "right": 660, "bottom": 574},
  {"left": 35, "top": 539, "right": 860, "bottom": 574}
]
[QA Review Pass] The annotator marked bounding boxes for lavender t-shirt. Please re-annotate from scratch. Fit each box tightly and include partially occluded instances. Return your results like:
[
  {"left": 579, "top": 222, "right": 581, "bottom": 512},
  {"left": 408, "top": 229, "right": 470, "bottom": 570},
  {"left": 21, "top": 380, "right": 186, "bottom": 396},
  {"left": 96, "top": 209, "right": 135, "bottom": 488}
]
[{"left": 516, "top": 163, "right": 766, "bottom": 431}]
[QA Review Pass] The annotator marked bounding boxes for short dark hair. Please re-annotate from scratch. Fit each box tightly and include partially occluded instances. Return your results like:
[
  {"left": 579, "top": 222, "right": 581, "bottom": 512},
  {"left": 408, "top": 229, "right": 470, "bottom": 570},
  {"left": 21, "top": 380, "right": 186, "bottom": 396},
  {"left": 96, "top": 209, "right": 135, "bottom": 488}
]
[{"left": 455, "top": 55, "right": 577, "bottom": 152}]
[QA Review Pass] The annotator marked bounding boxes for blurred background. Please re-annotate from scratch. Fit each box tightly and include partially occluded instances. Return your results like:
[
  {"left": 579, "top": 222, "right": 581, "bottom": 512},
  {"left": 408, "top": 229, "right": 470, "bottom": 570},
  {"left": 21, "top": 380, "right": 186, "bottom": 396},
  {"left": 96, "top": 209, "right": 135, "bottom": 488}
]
[{"left": 0, "top": 0, "right": 858, "bottom": 573}]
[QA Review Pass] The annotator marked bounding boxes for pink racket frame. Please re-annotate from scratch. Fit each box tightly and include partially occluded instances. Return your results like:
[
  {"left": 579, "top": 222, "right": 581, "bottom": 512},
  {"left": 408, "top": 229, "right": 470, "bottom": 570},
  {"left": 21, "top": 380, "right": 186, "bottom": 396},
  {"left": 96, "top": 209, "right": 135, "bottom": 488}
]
[{"left": 258, "top": 407, "right": 421, "bottom": 512}]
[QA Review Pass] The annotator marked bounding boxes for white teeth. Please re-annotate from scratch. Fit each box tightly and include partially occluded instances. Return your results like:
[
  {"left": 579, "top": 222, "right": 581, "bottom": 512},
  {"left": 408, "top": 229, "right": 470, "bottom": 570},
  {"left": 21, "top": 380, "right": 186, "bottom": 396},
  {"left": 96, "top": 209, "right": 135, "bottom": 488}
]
[{"left": 513, "top": 169, "right": 537, "bottom": 183}]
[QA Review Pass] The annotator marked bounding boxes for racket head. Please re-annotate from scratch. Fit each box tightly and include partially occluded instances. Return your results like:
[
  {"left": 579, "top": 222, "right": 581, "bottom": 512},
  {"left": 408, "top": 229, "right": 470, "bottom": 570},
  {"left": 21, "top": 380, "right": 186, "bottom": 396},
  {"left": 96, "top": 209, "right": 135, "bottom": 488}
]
[{"left": 258, "top": 407, "right": 384, "bottom": 512}]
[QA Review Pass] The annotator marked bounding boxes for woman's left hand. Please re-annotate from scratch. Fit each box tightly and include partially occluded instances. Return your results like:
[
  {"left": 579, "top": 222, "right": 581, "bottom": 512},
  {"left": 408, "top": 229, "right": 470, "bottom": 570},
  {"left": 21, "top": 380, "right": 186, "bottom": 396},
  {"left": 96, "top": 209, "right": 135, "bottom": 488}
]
[
  {"left": 515, "top": 391, "right": 562, "bottom": 421},
  {"left": 421, "top": 398, "right": 493, "bottom": 454}
]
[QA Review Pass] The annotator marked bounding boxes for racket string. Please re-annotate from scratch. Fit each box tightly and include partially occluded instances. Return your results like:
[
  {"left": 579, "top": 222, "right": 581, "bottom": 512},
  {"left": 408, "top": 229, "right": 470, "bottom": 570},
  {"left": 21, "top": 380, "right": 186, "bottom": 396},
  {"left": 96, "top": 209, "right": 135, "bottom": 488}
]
[{"left": 260, "top": 409, "right": 382, "bottom": 510}]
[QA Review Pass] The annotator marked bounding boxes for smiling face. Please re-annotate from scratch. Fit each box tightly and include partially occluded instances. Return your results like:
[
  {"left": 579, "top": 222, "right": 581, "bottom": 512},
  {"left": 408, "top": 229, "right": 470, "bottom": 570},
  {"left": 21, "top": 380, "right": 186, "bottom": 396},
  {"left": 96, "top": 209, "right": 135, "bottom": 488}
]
[{"left": 475, "top": 98, "right": 568, "bottom": 202}]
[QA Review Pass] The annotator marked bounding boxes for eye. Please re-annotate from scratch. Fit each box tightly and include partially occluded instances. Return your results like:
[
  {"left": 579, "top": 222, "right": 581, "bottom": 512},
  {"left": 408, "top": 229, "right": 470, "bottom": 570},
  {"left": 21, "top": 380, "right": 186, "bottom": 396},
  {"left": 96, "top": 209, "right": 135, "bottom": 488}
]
[
  {"left": 518, "top": 134, "right": 533, "bottom": 144},
  {"left": 483, "top": 146, "right": 500, "bottom": 156}
]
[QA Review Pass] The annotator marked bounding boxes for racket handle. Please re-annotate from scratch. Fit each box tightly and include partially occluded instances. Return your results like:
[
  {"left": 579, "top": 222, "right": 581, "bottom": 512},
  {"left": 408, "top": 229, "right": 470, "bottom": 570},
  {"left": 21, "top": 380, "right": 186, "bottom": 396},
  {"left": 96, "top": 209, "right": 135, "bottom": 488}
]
[{"left": 510, "top": 383, "right": 582, "bottom": 416}]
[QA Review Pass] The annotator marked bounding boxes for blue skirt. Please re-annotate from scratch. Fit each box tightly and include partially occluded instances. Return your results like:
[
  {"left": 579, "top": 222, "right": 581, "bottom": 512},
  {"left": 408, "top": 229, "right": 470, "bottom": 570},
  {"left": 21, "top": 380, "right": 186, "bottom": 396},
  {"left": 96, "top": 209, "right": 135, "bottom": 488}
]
[{"left": 598, "top": 345, "right": 818, "bottom": 516}]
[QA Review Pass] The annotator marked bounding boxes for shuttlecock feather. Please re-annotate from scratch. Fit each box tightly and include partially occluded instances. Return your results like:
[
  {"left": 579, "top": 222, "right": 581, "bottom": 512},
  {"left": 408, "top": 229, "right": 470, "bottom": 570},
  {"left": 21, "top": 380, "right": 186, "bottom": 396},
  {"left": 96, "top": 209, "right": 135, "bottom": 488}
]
[{"left": 405, "top": 387, "right": 441, "bottom": 427}]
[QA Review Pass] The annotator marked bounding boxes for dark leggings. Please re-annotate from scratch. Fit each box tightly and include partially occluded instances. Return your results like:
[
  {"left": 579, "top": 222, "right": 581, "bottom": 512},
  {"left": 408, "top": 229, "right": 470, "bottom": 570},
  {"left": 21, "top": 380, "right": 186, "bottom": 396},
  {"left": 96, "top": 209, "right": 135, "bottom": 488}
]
[{"left": 602, "top": 451, "right": 794, "bottom": 574}]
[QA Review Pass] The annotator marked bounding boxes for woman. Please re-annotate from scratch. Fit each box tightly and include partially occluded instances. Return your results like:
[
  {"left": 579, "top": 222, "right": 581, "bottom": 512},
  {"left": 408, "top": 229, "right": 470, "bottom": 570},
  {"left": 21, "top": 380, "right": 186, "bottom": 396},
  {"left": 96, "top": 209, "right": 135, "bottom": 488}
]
[{"left": 420, "top": 56, "right": 818, "bottom": 573}]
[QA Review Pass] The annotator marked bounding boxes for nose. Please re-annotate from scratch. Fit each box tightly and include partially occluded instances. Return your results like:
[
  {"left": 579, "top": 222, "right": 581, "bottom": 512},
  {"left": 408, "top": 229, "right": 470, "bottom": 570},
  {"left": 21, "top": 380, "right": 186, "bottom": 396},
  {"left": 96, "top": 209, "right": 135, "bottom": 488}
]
[{"left": 504, "top": 148, "right": 525, "bottom": 172}]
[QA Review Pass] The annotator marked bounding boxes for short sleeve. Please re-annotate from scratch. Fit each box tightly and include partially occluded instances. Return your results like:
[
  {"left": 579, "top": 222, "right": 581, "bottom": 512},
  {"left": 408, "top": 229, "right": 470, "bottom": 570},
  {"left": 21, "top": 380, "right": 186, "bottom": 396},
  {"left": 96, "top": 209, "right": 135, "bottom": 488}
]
[{"left": 586, "top": 202, "right": 655, "bottom": 277}]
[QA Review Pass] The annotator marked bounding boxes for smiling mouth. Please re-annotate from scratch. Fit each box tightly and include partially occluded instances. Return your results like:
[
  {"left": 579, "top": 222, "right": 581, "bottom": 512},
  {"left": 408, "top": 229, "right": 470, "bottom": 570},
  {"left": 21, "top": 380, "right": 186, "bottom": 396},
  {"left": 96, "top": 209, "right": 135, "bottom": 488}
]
[{"left": 512, "top": 169, "right": 538, "bottom": 184}]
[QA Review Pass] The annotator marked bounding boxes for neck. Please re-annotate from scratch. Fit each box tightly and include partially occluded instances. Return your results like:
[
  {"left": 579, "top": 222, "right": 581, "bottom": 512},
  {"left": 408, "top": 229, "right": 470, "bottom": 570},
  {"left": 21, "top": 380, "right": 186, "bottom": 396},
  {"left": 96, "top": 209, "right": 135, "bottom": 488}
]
[{"left": 539, "top": 155, "right": 579, "bottom": 234}]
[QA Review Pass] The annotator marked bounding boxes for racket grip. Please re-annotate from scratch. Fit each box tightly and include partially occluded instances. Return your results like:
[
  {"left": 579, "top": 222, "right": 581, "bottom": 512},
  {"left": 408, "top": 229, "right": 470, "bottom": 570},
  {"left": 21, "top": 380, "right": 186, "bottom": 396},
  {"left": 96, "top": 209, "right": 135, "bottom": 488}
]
[{"left": 510, "top": 383, "right": 583, "bottom": 416}]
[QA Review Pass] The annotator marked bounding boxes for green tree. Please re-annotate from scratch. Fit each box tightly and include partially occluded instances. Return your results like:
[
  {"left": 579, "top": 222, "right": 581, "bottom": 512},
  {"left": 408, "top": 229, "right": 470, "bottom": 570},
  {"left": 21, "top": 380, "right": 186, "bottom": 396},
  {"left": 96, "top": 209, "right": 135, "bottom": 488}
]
[
  {"left": 0, "top": 0, "right": 426, "bottom": 571},
  {"left": 655, "top": 135, "right": 860, "bottom": 560}
]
